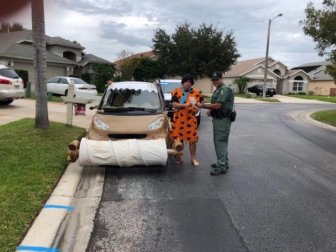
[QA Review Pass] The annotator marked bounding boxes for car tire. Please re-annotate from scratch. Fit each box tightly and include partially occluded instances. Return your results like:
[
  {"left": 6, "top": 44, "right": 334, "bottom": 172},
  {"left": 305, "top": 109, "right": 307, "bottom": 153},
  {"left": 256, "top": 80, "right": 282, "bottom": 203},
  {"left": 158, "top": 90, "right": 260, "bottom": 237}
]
[
  {"left": 0, "top": 98, "right": 13, "bottom": 105},
  {"left": 64, "top": 90, "right": 68, "bottom": 96}
]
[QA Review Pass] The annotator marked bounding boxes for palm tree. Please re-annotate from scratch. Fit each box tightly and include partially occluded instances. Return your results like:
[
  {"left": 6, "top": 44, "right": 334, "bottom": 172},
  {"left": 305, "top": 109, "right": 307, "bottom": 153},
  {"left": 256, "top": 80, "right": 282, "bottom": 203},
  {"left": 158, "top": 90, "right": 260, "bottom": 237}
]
[{"left": 32, "top": 0, "right": 49, "bottom": 128}]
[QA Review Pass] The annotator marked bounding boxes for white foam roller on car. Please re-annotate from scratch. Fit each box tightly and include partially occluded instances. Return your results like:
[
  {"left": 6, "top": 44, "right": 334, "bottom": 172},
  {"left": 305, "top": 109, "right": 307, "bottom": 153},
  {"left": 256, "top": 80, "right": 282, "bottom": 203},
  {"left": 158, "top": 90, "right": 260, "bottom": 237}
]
[{"left": 78, "top": 138, "right": 168, "bottom": 167}]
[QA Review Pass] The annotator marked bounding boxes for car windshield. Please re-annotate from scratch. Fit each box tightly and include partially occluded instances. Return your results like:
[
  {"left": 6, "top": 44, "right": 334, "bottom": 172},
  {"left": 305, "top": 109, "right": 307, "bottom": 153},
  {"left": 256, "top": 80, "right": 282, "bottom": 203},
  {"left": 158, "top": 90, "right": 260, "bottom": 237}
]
[
  {"left": 102, "top": 88, "right": 161, "bottom": 112},
  {"left": 70, "top": 78, "right": 88, "bottom": 84},
  {"left": 0, "top": 68, "right": 20, "bottom": 79},
  {"left": 160, "top": 81, "right": 181, "bottom": 93}
]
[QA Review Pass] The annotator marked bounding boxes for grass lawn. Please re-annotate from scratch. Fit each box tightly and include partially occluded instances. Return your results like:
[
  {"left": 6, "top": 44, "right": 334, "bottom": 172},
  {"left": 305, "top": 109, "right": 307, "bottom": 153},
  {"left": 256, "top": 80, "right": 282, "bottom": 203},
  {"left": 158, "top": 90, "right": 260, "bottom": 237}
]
[
  {"left": 286, "top": 94, "right": 336, "bottom": 103},
  {"left": 311, "top": 110, "right": 336, "bottom": 127},
  {"left": 234, "top": 93, "right": 280, "bottom": 102},
  {"left": 0, "top": 119, "right": 85, "bottom": 252}
]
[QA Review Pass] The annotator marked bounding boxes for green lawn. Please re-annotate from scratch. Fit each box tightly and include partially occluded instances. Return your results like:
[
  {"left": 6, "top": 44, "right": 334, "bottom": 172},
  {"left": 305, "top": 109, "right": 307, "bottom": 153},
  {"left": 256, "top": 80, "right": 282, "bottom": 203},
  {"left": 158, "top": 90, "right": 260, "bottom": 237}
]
[
  {"left": 234, "top": 93, "right": 280, "bottom": 102},
  {"left": 0, "top": 119, "right": 85, "bottom": 251},
  {"left": 287, "top": 94, "right": 336, "bottom": 103},
  {"left": 311, "top": 110, "right": 336, "bottom": 127}
]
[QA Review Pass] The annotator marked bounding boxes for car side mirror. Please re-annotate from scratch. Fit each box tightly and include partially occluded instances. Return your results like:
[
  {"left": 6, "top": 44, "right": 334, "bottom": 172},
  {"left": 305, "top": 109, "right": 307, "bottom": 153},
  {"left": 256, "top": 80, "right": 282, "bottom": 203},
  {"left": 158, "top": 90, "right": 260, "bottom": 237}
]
[{"left": 89, "top": 105, "right": 98, "bottom": 110}]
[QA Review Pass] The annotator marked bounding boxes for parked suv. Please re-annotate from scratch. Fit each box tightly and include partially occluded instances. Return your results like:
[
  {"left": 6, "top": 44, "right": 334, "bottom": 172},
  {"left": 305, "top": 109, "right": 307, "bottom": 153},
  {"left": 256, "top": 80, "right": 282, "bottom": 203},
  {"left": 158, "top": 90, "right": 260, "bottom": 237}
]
[
  {"left": 0, "top": 64, "right": 24, "bottom": 105},
  {"left": 247, "top": 84, "right": 276, "bottom": 97},
  {"left": 159, "top": 79, "right": 201, "bottom": 126}
]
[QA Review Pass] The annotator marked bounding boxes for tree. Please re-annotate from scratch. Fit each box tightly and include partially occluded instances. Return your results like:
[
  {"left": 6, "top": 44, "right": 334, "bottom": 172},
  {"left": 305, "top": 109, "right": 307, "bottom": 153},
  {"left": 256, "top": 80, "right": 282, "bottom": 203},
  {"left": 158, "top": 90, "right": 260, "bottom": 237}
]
[
  {"left": 92, "top": 63, "right": 116, "bottom": 93},
  {"left": 32, "top": 0, "right": 49, "bottom": 128},
  {"left": 152, "top": 22, "right": 240, "bottom": 79},
  {"left": 0, "top": 22, "right": 25, "bottom": 33},
  {"left": 234, "top": 76, "right": 251, "bottom": 93},
  {"left": 117, "top": 50, "right": 139, "bottom": 80},
  {"left": 133, "top": 57, "right": 163, "bottom": 81},
  {"left": 300, "top": 0, "right": 336, "bottom": 81}
]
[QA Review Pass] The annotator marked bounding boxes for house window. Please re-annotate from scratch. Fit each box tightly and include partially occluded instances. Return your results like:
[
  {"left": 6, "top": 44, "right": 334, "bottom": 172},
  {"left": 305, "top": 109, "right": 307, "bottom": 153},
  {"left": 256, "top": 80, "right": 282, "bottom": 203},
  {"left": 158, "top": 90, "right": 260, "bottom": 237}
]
[{"left": 293, "top": 76, "right": 304, "bottom": 92}]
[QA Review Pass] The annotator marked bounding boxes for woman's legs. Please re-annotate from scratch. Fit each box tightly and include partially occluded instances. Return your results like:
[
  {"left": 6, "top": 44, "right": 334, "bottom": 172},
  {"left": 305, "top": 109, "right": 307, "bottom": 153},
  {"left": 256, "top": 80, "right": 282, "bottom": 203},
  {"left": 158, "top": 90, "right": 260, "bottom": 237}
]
[{"left": 189, "top": 141, "right": 199, "bottom": 166}]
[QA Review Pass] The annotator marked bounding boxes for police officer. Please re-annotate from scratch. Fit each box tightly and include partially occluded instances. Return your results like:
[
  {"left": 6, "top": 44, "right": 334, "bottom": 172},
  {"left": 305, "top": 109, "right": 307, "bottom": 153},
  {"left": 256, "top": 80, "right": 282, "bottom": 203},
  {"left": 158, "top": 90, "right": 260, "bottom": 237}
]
[{"left": 196, "top": 71, "right": 234, "bottom": 175}]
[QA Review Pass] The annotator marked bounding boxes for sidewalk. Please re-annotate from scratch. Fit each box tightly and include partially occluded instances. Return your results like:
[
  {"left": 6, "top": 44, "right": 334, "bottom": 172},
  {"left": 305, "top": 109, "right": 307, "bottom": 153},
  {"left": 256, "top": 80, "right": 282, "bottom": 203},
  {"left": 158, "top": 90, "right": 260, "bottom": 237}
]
[{"left": 235, "top": 94, "right": 334, "bottom": 104}]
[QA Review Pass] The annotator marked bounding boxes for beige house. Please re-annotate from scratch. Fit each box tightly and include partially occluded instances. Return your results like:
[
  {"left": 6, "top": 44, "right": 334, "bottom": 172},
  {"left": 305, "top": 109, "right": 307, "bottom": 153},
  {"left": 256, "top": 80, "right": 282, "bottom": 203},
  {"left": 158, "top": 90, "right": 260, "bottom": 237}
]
[
  {"left": 0, "top": 30, "right": 113, "bottom": 91},
  {"left": 222, "top": 57, "right": 312, "bottom": 94},
  {"left": 292, "top": 61, "right": 336, "bottom": 96}
]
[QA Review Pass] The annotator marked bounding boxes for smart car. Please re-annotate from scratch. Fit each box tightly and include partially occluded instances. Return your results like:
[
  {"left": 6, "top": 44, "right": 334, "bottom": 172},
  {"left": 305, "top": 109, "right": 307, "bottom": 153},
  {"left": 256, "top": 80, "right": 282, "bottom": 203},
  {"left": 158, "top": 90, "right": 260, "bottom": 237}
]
[{"left": 77, "top": 81, "right": 174, "bottom": 167}]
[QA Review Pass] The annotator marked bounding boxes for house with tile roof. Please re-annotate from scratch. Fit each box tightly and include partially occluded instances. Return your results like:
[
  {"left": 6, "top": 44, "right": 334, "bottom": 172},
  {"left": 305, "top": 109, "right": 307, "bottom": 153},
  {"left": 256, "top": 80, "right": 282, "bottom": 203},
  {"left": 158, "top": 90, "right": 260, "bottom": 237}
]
[
  {"left": 222, "top": 57, "right": 311, "bottom": 94},
  {"left": 0, "top": 30, "right": 113, "bottom": 91},
  {"left": 292, "top": 61, "right": 336, "bottom": 96}
]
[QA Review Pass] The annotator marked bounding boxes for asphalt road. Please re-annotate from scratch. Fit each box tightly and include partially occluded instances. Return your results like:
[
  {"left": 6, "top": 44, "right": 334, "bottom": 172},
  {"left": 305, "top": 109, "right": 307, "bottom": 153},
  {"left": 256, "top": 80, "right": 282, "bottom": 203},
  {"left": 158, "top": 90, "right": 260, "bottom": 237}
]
[{"left": 87, "top": 102, "right": 336, "bottom": 252}]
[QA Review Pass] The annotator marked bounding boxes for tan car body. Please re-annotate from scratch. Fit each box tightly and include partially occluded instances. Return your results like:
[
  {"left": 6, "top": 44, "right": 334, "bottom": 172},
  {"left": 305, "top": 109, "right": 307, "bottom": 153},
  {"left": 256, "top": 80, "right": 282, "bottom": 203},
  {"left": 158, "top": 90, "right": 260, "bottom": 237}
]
[{"left": 69, "top": 81, "right": 183, "bottom": 166}]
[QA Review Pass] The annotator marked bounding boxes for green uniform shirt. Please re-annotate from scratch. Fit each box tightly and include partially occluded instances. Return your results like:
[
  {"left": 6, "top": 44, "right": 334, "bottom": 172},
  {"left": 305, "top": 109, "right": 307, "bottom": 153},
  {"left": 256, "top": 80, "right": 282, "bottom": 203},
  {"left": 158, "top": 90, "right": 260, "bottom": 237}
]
[{"left": 211, "top": 84, "right": 234, "bottom": 112}]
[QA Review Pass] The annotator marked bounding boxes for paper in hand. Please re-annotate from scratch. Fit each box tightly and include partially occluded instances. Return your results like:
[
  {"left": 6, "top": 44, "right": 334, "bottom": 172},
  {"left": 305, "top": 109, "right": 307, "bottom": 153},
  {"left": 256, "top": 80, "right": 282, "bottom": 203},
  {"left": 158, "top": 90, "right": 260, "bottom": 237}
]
[{"left": 189, "top": 97, "right": 196, "bottom": 104}]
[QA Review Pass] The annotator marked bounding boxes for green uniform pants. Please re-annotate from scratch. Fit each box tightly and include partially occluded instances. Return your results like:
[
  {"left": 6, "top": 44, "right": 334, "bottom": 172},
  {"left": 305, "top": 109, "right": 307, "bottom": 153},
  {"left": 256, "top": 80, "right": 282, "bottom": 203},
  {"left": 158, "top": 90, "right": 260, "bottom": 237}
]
[{"left": 213, "top": 117, "right": 231, "bottom": 171}]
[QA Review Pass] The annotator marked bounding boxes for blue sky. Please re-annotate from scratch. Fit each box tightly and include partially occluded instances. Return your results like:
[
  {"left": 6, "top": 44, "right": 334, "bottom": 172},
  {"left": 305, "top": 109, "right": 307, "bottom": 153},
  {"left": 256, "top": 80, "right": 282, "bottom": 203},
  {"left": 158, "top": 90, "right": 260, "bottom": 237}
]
[{"left": 8, "top": 0, "right": 325, "bottom": 68}]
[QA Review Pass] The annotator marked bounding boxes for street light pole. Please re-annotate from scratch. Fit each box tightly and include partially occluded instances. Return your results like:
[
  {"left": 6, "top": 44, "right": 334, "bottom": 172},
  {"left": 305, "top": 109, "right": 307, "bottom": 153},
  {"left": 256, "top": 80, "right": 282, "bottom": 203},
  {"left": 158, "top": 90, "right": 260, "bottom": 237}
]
[{"left": 263, "top": 13, "right": 283, "bottom": 98}]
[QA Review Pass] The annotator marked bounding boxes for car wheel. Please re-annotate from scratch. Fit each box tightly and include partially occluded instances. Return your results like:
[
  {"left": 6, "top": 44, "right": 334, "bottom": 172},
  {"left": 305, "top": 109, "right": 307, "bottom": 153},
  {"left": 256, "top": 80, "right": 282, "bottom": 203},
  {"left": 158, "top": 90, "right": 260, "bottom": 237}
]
[
  {"left": 0, "top": 98, "right": 13, "bottom": 105},
  {"left": 64, "top": 90, "right": 68, "bottom": 96}
]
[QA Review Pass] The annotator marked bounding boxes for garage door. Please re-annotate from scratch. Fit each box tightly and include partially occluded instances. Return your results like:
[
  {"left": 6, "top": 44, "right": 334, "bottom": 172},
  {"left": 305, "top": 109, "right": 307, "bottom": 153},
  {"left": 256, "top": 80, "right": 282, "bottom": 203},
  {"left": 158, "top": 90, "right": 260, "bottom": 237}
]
[{"left": 46, "top": 65, "right": 67, "bottom": 80}]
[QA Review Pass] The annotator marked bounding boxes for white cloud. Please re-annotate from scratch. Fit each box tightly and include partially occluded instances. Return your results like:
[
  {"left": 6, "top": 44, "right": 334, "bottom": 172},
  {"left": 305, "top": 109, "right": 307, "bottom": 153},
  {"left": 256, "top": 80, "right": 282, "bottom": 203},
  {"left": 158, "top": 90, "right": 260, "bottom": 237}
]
[{"left": 4, "top": 0, "right": 327, "bottom": 67}]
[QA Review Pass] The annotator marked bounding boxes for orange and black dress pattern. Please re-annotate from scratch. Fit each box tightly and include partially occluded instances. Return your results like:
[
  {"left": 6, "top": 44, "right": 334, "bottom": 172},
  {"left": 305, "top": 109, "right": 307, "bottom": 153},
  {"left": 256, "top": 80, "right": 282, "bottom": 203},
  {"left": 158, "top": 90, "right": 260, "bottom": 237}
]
[{"left": 170, "top": 87, "right": 203, "bottom": 143}]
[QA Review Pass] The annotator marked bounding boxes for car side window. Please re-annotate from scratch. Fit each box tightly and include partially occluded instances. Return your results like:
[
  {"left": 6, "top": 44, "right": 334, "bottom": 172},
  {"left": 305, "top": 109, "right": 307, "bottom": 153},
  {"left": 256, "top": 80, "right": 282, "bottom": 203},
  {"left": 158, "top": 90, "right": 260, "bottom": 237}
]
[
  {"left": 59, "top": 78, "right": 68, "bottom": 84},
  {"left": 48, "top": 78, "right": 59, "bottom": 83}
]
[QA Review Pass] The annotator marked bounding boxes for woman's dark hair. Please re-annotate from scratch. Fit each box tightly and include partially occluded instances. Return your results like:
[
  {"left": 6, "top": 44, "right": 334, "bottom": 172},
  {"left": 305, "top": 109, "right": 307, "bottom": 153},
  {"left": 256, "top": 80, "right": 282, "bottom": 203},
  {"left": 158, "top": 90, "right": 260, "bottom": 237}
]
[{"left": 181, "top": 74, "right": 194, "bottom": 85}]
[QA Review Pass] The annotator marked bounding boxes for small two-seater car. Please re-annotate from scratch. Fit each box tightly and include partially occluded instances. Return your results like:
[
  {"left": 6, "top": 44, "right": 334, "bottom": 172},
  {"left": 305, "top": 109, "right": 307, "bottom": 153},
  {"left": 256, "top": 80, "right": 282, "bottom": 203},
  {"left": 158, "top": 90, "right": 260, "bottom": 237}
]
[{"left": 77, "top": 81, "right": 175, "bottom": 167}]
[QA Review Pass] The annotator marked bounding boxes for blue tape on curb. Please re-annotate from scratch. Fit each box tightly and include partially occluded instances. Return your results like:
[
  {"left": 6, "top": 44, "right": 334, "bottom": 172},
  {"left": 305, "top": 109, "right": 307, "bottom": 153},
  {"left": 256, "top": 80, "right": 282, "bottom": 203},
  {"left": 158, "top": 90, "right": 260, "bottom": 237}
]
[
  {"left": 44, "top": 204, "right": 74, "bottom": 211},
  {"left": 16, "top": 245, "right": 59, "bottom": 251}
]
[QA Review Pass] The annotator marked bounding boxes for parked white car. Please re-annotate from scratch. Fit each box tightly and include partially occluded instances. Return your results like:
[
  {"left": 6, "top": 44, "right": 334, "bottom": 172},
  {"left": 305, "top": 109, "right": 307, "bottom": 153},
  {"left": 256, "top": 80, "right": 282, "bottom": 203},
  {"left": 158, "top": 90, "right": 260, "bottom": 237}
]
[
  {"left": 47, "top": 76, "right": 97, "bottom": 99},
  {"left": 0, "top": 64, "right": 24, "bottom": 105}
]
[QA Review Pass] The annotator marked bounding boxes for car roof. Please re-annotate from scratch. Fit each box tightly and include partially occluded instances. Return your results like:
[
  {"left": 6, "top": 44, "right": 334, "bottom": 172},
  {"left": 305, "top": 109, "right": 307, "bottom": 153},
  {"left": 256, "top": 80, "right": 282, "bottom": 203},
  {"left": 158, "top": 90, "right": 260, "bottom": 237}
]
[
  {"left": 0, "top": 64, "right": 9, "bottom": 69},
  {"left": 159, "top": 79, "right": 181, "bottom": 84},
  {"left": 107, "top": 81, "right": 159, "bottom": 92}
]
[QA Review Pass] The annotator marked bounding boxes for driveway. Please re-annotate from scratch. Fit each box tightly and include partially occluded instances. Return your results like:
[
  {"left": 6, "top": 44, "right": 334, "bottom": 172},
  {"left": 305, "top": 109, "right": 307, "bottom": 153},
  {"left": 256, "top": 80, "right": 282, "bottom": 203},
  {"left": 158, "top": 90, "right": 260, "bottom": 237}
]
[{"left": 0, "top": 98, "right": 99, "bottom": 128}]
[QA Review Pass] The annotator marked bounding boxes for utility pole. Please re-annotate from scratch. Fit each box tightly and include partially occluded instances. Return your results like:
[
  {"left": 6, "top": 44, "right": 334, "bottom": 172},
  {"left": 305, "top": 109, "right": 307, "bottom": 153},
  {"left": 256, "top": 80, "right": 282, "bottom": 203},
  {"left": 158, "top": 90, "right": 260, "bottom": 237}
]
[{"left": 263, "top": 13, "right": 283, "bottom": 98}]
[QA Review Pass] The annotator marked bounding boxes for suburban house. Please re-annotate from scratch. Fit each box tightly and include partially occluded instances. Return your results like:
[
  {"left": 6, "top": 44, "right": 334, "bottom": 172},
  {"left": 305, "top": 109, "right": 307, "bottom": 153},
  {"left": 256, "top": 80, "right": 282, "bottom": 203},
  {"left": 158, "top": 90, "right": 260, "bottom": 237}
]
[
  {"left": 0, "top": 30, "right": 113, "bottom": 90},
  {"left": 291, "top": 61, "right": 336, "bottom": 96},
  {"left": 119, "top": 51, "right": 335, "bottom": 96},
  {"left": 222, "top": 57, "right": 312, "bottom": 94}
]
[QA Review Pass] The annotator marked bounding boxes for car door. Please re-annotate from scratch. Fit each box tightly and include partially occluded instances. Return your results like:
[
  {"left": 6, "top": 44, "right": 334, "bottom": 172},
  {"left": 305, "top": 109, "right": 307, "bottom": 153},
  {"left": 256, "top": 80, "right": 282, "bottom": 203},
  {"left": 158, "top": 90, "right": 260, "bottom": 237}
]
[
  {"left": 57, "top": 77, "right": 69, "bottom": 96},
  {"left": 47, "top": 77, "right": 60, "bottom": 94}
]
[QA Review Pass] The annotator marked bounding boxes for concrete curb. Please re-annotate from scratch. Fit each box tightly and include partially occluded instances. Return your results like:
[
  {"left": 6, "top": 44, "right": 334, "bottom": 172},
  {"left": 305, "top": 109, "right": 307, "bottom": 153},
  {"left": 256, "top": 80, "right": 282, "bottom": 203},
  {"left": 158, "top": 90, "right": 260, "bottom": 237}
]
[
  {"left": 16, "top": 162, "right": 84, "bottom": 252},
  {"left": 298, "top": 110, "right": 336, "bottom": 132}
]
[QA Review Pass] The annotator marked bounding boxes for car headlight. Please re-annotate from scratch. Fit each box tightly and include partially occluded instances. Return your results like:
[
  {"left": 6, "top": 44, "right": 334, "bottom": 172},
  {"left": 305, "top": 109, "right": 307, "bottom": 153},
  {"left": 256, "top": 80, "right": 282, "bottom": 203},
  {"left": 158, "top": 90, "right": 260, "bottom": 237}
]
[
  {"left": 148, "top": 117, "right": 164, "bottom": 130},
  {"left": 93, "top": 117, "right": 109, "bottom": 130}
]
